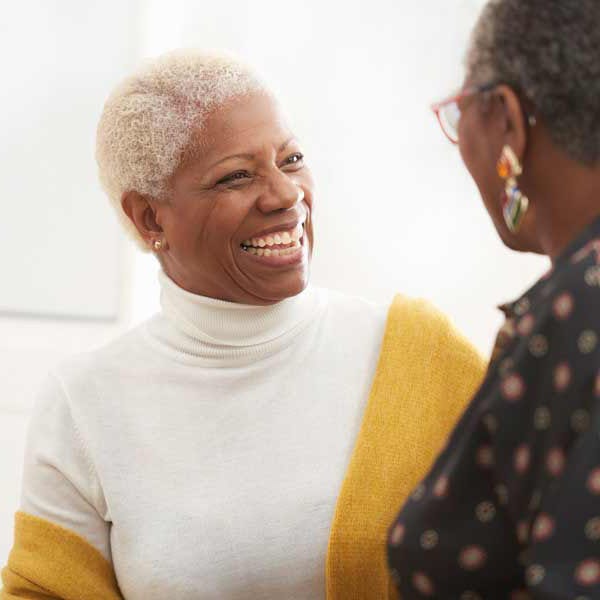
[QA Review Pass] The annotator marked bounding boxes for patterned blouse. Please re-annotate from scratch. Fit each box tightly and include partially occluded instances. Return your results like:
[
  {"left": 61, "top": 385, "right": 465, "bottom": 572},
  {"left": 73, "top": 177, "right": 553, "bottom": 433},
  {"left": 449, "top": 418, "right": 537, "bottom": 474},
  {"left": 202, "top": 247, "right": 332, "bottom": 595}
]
[{"left": 387, "top": 216, "right": 600, "bottom": 599}]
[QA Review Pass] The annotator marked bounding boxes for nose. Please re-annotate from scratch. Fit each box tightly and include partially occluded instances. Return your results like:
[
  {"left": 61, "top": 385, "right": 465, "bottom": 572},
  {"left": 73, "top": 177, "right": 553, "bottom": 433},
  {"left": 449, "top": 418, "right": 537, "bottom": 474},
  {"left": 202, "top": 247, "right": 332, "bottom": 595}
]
[{"left": 256, "top": 169, "right": 304, "bottom": 214}]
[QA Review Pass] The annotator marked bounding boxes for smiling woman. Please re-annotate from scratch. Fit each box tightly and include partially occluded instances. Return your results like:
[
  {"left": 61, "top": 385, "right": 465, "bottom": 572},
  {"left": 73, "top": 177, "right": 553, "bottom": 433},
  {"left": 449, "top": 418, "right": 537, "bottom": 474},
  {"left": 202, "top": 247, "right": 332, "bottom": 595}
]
[
  {"left": 121, "top": 91, "right": 315, "bottom": 304},
  {"left": 1, "top": 50, "right": 485, "bottom": 600}
]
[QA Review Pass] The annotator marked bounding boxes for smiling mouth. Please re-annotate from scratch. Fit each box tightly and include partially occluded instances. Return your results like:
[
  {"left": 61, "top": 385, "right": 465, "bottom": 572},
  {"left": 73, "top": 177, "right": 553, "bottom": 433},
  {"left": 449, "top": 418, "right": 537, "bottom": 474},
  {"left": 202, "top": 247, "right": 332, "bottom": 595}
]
[{"left": 240, "top": 222, "right": 304, "bottom": 257}]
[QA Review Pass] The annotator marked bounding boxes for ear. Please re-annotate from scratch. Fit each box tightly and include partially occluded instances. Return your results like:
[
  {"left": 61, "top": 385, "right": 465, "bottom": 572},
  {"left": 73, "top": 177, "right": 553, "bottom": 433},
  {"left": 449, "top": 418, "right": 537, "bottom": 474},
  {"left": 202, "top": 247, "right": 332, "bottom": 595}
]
[
  {"left": 121, "top": 191, "right": 163, "bottom": 247},
  {"left": 495, "top": 85, "right": 528, "bottom": 161}
]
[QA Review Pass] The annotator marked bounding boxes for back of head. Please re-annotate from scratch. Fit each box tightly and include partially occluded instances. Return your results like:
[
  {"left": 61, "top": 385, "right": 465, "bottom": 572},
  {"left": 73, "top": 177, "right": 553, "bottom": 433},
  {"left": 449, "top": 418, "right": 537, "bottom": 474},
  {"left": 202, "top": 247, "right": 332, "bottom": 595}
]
[
  {"left": 96, "top": 50, "right": 267, "bottom": 247},
  {"left": 467, "top": 0, "right": 600, "bottom": 165}
]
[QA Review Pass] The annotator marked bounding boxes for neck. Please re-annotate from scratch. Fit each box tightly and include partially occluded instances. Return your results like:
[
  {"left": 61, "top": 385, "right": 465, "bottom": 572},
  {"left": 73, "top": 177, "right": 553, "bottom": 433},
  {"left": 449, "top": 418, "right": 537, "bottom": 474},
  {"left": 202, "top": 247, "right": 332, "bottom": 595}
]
[
  {"left": 525, "top": 142, "right": 600, "bottom": 259},
  {"left": 149, "top": 270, "right": 325, "bottom": 364},
  {"left": 535, "top": 188, "right": 600, "bottom": 261}
]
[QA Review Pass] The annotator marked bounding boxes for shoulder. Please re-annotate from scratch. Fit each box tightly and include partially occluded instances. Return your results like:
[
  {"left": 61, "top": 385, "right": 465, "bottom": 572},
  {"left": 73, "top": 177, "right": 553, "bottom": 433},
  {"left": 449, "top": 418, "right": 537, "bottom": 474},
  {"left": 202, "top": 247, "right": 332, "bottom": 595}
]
[
  {"left": 365, "top": 296, "right": 486, "bottom": 435},
  {"left": 318, "top": 287, "right": 388, "bottom": 325},
  {"left": 379, "top": 294, "right": 487, "bottom": 399},
  {"left": 31, "top": 320, "right": 155, "bottom": 425},
  {"left": 386, "top": 295, "right": 451, "bottom": 333},
  {"left": 535, "top": 246, "right": 600, "bottom": 331},
  {"left": 315, "top": 287, "right": 388, "bottom": 346},
  {"left": 387, "top": 295, "right": 485, "bottom": 366},
  {"left": 515, "top": 256, "right": 599, "bottom": 364},
  {"left": 509, "top": 258, "right": 600, "bottom": 400},
  {"left": 52, "top": 320, "right": 152, "bottom": 385}
]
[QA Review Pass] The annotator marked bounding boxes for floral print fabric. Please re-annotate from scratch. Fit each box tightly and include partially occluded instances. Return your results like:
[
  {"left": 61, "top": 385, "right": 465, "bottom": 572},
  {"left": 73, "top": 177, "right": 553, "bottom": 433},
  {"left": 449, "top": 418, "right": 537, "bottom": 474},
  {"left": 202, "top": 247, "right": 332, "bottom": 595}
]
[{"left": 387, "top": 217, "right": 600, "bottom": 598}]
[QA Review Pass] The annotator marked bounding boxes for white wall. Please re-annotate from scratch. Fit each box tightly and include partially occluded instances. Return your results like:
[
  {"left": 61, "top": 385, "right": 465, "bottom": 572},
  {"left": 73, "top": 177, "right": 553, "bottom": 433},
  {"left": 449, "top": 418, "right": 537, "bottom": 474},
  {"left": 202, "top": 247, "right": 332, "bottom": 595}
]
[
  {"left": 0, "top": 3, "right": 129, "bottom": 320},
  {"left": 0, "top": 0, "right": 140, "bottom": 566},
  {"left": 1, "top": 0, "right": 548, "bottom": 569}
]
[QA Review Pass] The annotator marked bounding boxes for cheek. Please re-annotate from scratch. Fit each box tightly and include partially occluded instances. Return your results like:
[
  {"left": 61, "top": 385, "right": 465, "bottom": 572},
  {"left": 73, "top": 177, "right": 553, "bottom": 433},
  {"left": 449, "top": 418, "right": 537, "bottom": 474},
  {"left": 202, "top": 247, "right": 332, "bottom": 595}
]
[
  {"left": 297, "top": 171, "right": 315, "bottom": 245},
  {"left": 302, "top": 168, "right": 316, "bottom": 197},
  {"left": 207, "top": 194, "right": 255, "bottom": 248},
  {"left": 458, "top": 114, "right": 484, "bottom": 183},
  {"left": 294, "top": 168, "right": 315, "bottom": 207},
  {"left": 458, "top": 116, "right": 503, "bottom": 219},
  {"left": 162, "top": 196, "right": 235, "bottom": 258}
]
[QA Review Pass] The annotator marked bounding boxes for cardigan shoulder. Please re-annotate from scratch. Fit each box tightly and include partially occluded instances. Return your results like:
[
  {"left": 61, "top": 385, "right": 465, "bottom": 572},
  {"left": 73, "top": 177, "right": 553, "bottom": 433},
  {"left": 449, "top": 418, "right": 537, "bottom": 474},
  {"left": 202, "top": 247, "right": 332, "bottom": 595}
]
[{"left": 326, "top": 294, "right": 487, "bottom": 600}]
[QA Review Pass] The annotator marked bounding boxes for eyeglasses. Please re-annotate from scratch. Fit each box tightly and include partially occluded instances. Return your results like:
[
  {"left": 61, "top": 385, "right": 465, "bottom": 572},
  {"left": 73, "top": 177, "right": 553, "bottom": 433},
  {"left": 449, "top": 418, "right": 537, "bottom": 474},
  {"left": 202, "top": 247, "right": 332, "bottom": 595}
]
[{"left": 431, "top": 83, "right": 496, "bottom": 144}]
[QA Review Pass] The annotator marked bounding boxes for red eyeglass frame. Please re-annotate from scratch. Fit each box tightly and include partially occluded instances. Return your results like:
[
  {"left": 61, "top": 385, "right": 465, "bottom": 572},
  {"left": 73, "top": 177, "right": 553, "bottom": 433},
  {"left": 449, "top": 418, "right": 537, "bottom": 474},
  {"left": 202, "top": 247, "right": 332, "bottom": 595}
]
[{"left": 431, "top": 83, "right": 496, "bottom": 144}]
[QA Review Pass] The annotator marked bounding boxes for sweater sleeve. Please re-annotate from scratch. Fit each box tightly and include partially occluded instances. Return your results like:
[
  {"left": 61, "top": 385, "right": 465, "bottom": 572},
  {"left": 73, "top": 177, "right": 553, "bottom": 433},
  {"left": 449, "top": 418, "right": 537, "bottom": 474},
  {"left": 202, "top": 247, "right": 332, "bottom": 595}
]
[{"left": 1, "top": 374, "right": 122, "bottom": 599}]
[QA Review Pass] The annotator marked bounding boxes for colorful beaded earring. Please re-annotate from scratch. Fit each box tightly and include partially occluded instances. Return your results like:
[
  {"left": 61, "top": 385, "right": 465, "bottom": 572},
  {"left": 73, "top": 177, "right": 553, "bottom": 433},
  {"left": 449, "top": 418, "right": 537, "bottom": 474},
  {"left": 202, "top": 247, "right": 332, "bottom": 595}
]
[{"left": 497, "top": 145, "right": 529, "bottom": 234}]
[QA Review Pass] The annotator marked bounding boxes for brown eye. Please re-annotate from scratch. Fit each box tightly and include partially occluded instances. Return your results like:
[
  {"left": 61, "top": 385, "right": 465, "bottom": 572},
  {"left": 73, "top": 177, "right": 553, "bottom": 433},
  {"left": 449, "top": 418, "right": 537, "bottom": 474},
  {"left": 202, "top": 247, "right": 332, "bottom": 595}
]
[
  {"left": 283, "top": 152, "right": 304, "bottom": 167},
  {"left": 216, "top": 171, "right": 251, "bottom": 186}
]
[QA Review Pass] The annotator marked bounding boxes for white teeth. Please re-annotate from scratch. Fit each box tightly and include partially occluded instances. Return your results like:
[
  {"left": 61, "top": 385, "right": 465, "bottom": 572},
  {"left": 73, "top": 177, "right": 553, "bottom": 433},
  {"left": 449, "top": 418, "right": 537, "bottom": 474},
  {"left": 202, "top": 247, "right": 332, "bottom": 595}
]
[
  {"left": 291, "top": 224, "right": 303, "bottom": 242},
  {"left": 245, "top": 222, "right": 305, "bottom": 249},
  {"left": 245, "top": 241, "right": 302, "bottom": 257}
]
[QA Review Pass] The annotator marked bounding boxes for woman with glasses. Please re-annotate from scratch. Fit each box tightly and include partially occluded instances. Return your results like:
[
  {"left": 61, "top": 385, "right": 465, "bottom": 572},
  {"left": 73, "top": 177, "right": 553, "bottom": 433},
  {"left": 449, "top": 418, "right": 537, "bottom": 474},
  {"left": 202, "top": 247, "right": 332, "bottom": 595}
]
[{"left": 388, "top": 0, "right": 600, "bottom": 597}]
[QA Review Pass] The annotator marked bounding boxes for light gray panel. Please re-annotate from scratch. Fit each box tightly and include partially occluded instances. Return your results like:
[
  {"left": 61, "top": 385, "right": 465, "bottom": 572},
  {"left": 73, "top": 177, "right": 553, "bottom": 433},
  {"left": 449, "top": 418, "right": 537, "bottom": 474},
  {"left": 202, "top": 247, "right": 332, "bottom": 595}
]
[{"left": 0, "top": 1, "right": 140, "bottom": 319}]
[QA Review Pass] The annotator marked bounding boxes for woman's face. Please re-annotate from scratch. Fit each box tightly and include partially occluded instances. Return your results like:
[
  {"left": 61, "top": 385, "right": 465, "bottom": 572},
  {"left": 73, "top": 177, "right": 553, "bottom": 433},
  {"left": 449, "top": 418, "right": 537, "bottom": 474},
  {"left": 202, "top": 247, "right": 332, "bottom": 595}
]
[
  {"left": 456, "top": 82, "right": 537, "bottom": 252},
  {"left": 153, "top": 92, "right": 314, "bottom": 305}
]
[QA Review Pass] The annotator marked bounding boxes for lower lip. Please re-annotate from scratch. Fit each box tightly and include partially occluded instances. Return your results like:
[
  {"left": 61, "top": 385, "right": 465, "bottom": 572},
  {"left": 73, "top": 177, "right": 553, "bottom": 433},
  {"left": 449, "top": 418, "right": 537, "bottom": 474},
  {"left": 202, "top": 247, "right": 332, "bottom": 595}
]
[{"left": 239, "top": 239, "right": 308, "bottom": 267}]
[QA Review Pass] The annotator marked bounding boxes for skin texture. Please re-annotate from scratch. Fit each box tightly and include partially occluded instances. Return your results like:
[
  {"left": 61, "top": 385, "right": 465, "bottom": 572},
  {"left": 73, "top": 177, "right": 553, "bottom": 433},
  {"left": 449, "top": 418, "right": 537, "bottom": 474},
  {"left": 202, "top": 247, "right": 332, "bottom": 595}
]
[
  {"left": 457, "top": 82, "right": 600, "bottom": 259},
  {"left": 122, "top": 92, "right": 315, "bottom": 305}
]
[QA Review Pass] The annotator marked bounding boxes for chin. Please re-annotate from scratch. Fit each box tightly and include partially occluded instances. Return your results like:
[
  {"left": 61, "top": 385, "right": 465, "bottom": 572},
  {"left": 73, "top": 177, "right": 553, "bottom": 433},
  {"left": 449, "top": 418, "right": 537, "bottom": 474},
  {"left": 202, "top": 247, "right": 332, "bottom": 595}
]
[
  {"left": 265, "top": 241, "right": 313, "bottom": 302},
  {"left": 496, "top": 227, "right": 524, "bottom": 251},
  {"left": 254, "top": 269, "right": 310, "bottom": 305},
  {"left": 493, "top": 218, "right": 542, "bottom": 254},
  {"left": 276, "top": 271, "right": 310, "bottom": 300}
]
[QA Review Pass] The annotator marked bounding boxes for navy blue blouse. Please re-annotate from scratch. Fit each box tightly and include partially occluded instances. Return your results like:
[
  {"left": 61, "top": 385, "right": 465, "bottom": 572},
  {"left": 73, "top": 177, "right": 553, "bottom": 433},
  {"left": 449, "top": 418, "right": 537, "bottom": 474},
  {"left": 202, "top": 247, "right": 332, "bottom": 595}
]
[{"left": 388, "top": 216, "right": 600, "bottom": 599}]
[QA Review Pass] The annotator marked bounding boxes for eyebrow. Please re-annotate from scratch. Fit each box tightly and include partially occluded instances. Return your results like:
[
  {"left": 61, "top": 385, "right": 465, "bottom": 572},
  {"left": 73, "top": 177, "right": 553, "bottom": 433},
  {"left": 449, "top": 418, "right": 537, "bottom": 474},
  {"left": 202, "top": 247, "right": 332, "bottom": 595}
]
[{"left": 207, "top": 136, "right": 296, "bottom": 171}]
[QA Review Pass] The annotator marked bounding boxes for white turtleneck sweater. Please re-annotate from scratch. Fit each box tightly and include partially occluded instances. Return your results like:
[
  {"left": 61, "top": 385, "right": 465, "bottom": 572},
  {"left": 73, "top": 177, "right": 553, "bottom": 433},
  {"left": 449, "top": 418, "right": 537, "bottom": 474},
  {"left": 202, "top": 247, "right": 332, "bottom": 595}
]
[{"left": 20, "top": 272, "right": 387, "bottom": 599}]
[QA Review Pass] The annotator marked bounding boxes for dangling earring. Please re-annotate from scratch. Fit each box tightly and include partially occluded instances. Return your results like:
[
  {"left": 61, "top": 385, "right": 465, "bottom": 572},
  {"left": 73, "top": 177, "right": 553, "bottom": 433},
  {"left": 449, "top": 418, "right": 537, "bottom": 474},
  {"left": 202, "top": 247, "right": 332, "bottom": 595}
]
[{"left": 497, "top": 145, "right": 529, "bottom": 234}]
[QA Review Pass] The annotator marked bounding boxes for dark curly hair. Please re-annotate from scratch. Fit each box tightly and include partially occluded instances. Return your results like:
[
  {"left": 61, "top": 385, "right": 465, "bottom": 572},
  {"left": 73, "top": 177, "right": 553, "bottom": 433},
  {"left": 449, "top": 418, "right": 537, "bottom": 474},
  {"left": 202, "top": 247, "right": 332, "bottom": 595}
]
[{"left": 467, "top": 0, "right": 600, "bottom": 164}]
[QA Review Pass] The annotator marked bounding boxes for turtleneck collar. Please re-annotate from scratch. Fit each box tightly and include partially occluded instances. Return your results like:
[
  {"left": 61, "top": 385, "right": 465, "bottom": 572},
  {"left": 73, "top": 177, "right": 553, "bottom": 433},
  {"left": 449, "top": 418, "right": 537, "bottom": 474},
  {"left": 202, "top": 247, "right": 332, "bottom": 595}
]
[{"left": 145, "top": 270, "right": 325, "bottom": 365}]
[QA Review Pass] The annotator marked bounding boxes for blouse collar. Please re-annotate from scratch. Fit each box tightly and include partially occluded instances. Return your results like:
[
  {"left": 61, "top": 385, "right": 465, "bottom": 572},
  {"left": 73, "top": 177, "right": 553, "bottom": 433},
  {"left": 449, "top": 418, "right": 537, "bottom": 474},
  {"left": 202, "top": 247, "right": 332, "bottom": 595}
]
[{"left": 499, "top": 214, "right": 600, "bottom": 319}]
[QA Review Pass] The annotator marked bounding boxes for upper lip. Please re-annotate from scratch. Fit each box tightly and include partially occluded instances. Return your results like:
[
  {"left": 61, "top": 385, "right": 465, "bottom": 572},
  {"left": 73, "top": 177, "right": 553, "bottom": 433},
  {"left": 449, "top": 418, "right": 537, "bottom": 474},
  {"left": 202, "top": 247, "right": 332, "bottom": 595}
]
[{"left": 242, "top": 215, "right": 306, "bottom": 242}]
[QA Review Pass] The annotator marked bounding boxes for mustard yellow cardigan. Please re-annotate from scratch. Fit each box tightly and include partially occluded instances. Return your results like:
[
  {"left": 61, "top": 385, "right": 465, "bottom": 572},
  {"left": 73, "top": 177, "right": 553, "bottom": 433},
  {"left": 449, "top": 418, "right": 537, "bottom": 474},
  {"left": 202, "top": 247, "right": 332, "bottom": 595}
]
[{"left": 1, "top": 296, "right": 485, "bottom": 599}]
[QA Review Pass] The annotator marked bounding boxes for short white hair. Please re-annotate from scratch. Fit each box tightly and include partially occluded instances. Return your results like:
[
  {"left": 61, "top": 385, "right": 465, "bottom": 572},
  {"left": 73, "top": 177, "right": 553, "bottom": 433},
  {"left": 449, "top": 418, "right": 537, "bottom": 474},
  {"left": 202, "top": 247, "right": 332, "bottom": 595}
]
[{"left": 96, "top": 49, "right": 268, "bottom": 248}]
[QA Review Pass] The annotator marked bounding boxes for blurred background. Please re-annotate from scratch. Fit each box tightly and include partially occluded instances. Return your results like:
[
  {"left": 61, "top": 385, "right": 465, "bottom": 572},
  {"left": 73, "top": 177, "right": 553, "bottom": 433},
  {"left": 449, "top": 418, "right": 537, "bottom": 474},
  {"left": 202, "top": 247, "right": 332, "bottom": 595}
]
[{"left": 0, "top": 0, "right": 548, "bottom": 564}]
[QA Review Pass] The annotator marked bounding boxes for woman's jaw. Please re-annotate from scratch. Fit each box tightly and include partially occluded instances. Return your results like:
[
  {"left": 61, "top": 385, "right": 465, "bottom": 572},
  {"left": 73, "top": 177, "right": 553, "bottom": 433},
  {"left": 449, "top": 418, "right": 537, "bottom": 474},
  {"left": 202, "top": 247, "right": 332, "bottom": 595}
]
[{"left": 230, "top": 210, "right": 313, "bottom": 304}]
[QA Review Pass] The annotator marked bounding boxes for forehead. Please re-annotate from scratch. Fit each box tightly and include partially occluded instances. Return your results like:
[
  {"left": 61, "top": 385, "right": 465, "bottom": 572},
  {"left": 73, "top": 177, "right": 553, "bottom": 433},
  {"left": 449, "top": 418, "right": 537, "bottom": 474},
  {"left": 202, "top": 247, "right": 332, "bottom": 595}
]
[{"left": 198, "top": 92, "right": 292, "bottom": 158}]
